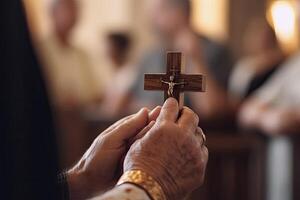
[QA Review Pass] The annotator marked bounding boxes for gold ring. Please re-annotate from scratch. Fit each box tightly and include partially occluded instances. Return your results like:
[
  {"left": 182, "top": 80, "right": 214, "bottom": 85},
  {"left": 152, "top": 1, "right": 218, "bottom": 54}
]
[
  {"left": 197, "top": 128, "right": 206, "bottom": 146},
  {"left": 201, "top": 131, "right": 206, "bottom": 146}
]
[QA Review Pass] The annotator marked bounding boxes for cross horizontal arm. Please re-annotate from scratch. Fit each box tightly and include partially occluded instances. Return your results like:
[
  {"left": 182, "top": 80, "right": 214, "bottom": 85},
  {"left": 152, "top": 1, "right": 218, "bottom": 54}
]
[
  {"left": 180, "top": 74, "right": 206, "bottom": 92},
  {"left": 144, "top": 74, "right": 167, "bottom": 91}
]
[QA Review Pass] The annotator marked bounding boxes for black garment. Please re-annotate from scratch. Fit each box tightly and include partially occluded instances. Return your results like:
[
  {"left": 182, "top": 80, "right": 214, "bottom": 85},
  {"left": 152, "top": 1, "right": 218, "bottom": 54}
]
[
  {"left": 0, "top": 1, "right": 63, "bottom": 199},
  {"left": 244, "top": 61, "right": 282, "bottom": 98}
]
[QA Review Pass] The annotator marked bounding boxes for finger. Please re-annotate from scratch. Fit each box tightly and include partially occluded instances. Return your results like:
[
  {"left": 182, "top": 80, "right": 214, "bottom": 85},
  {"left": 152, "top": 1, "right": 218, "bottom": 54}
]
[
  {"left": 108, "top": 108, "right": 149, "bottom": 146},
  {"left": 157, "top": 98, "right": 179, "bottom": 122},
  {"left": 102, "top": 115, "right": 135, "bottom": 135},
  {"left": 103, "top": 108, "right": 149, "bottom": 135},
  {"left": 177, "top": 107, "right": 199, "bottom": 133},
  {"left": 149, "top": 106, "right": 162, "bottom": 122},
  {"left": 129, "top": 121, "right": 156, "bottom": 145}
]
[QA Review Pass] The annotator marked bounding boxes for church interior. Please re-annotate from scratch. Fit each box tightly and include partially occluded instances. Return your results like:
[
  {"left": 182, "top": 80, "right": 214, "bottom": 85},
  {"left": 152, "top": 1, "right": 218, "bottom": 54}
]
[{"left": 21, "top": 0, "right": 300, "bottom": 199}]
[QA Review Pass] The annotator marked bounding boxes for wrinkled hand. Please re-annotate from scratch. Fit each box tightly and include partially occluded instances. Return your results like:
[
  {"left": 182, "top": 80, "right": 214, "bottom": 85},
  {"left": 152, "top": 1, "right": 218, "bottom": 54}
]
[
  {"left": 67, "top": 107, "right": 161, "bottom": 200},
  {"left": 124, "top": 98, "right": 209, "bottom": 200}
]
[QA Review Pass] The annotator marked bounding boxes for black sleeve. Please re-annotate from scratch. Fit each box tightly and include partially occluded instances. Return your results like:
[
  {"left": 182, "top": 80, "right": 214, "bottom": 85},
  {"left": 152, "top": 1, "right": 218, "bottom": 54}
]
[
  {"left": 209, "top": 45, "right": 234, "bottom": 89},
  {"left": 58, "top": 173, "right": 70, "bottom": 200},
  {"left": 0, "top": 0, "right": 63, "bottom": 199}
]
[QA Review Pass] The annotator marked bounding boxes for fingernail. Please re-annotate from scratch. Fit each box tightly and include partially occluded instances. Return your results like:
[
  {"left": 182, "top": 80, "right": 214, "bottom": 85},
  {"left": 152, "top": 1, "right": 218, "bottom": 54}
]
[
  {"left": 137, "top": 107, "right": 149, "bottom": 116},
  {"left": 149, "top": 106, "right": 161, "bottom": 115},
  {"left": 164, "top": 97, "right": 178, "bottom": 106},
  {"left": 148, "top": 120, "right": 156, "bottom": 126}
]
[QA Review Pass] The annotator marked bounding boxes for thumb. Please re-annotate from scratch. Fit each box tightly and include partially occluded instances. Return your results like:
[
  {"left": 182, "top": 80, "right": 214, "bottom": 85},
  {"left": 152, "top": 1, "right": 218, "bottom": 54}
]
[{"left": 157, "top": 98, "right": 179, "bottom": 123}]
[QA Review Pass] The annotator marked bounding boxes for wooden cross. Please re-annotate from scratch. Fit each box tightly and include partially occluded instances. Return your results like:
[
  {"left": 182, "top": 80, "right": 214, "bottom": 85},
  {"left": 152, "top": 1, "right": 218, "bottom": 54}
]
[{"left": 144, "top": 52, "right": 206, "bottom": 107}]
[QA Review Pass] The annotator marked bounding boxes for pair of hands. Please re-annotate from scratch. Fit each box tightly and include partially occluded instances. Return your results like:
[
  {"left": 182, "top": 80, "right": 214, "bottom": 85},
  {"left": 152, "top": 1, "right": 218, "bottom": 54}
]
[{"left": 67, "top": 98, "right": 208, "bottom": 200}]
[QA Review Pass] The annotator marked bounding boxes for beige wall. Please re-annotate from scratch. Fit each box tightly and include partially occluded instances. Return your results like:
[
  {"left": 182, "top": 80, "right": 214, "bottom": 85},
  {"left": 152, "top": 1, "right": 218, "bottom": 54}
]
[
  {"left": 24, "top": 0, "right": 154, "bottom": 91},
  {"left": 73, "top": 0, "right": 153, "bottom": 64},
  {"left": 24, "top": 0, "right": 230, "bottom": 60},
  {"left": 191, "top": 0, "right": 229, "bottom": 43}
]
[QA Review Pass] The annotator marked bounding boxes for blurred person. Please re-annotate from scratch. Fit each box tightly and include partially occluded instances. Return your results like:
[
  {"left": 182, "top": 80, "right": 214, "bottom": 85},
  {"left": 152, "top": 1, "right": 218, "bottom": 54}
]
[
  {"left": 234, "top": 14, "right": 299, "bottom": 200},
  {"left": 88, "top": 33, "right": 138, "bottom": 119},
  {"left": 236, "top": 26, "right": 299, "bottom": 200},
  {"left": 229, "top": 18, "right": 286, "bottom": 100},
  {"left": 39, "top": 0, "right": 99, "bottom": 110},
  {"left": 238, "top": 53, "right": 300, "bottom": 135},
  {"left": 237, "top": 5, "right": 300, "bottom": 136},
  {"left": 1, "top": 1, "right": 208, "bottom": 200},
  {"left": 129, "top": 0, "right": 233, "bottom": 120}
]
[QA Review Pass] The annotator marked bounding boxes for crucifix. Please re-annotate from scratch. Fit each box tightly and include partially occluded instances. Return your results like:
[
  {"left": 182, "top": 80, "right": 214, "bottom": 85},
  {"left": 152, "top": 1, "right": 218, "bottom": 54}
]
[{"left": 144, "top": 52, "right": 206, "bottom": 107}]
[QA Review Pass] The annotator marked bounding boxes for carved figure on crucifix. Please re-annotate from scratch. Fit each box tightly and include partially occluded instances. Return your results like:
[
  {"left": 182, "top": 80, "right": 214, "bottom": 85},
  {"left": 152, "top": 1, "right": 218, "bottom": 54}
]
[
  {"left": 144, "top": 52, "right": 206, "bottom": 106},
  {"left": 161, "top": 74, "right": 186, "bottom": 97}
]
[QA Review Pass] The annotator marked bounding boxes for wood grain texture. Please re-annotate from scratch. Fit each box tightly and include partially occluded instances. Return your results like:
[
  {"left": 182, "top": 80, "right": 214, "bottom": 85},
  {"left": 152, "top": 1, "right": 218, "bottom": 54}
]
[
  {"left": 144, "top": 52, "right": 206, "bottom": 104},
  {"left": 166, "top": 52, "right": 182, "bottom": 75},
  {"left": 180, "top": 74, "right": 206, "bottom": 91},
  {"left": 144, "top": 74, "right": 167, "bottom": 90}
]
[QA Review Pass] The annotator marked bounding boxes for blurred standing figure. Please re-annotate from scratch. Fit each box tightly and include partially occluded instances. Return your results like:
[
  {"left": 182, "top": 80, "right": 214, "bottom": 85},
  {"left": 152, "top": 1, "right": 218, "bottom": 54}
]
[
  {"left": 91, "top": 33, "right": 137, "bottom": 119},
  {"left": 236, "top": 16, "right": 300, "bottom": 135},
  {"left": 229, "top": 18, "right": 286, "bottom": 100},
  {"left": 130, "top": 0, "right": 233, "bottom": 120},
  {"left": 236, "top": 17, "right": 299, "bottom": 200},
  {"left": 39, "top": 0, "right": 99, "bottom": 110},
  {"left": 238, "top": 52, "right": 300, "bottom": 135}
]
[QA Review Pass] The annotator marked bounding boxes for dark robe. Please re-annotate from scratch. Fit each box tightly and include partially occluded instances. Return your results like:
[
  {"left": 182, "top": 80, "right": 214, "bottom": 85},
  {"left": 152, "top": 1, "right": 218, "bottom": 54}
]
[{"left": 0, "top": 0, "right": 61, "bottom": 199}]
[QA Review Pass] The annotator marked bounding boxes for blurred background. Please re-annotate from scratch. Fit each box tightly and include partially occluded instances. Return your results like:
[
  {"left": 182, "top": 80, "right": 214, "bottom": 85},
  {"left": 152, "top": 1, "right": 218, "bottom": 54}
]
[{"left": 23, "top": 0, "right": 300, "bottom": 199}]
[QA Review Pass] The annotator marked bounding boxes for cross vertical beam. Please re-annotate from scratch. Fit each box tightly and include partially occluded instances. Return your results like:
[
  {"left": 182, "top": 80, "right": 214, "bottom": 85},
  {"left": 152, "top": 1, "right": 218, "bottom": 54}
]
[{"left": 144, "top": 52, "right": 205, "bottom": 107}]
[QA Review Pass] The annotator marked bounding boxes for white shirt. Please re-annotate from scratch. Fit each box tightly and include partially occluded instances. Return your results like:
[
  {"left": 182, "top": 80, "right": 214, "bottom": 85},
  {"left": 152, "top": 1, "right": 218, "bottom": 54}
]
[
  {"left": 229, "top": 58, "right": 259, "bottom": 99},
  {"left": 254, "top": 53, "right": 300, "bottom": 108}
]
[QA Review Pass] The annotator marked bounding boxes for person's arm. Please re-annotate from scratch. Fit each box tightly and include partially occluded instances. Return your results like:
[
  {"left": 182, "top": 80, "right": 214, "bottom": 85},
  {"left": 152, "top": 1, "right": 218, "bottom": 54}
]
[
  {"left": 67, "top": 98, "right": 208, "bottom": 200},
  {"left": 65, "top": 107, "right": 162, "bottom": 200},
  {"left": 260, "top": 107, "right": 300, "bottom": 135},
  {"left": 239, "top": 99, "right": 300, "bottom": 135}
]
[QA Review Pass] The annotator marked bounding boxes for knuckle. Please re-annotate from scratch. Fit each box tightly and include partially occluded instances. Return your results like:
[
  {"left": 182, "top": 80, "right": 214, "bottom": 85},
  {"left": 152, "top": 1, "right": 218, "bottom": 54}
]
[
  {"left": 183, "top": 107, "right": 199, "bottom": 124},
  {"left": 141, "top": 107, "right": 149, "bottom": 112},
  {"left": 118, "top": 118, "right": 132, "bottom": 130},
  {"left": 156, "top": 121, "right": 173, "bottom": 132},
  {"left": 192, "top": 112, "right": 200, "bottom": 125},
  {"left": 97, "top": 134, "right": 110, "bottom": 147},
  {"left": 202, "top": 146, "right": 209, "bottom": 160},
  {"left": 196, "top": 136, "right": 203, "bottom": 145},
  {"left": 197, "top": 127, "right": 204, "bottom": 134}
]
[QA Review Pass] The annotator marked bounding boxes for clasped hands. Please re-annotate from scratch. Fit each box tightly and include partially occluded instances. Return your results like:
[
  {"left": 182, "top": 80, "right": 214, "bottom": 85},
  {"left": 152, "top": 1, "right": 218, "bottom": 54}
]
[{"left": 67, "top": 98, "right": 208, "bottom": 200}]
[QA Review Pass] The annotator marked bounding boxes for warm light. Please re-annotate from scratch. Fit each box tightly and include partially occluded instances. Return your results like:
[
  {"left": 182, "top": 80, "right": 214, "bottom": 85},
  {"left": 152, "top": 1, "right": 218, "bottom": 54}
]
[
  {"left": 191, "top": 0, "right": 229, "bottom": 42},
  {"left": 269, "top": 0, "right": 298, "bottom": 53}
]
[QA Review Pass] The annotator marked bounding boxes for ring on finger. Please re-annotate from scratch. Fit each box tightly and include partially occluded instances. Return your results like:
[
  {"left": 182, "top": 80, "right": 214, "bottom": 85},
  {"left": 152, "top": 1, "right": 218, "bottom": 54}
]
[{"left": 196, "top": 127, "right": 206, "bottom": 146}]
